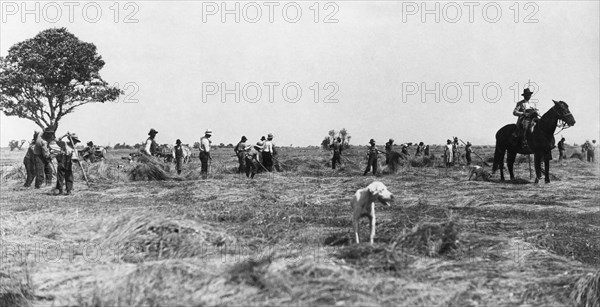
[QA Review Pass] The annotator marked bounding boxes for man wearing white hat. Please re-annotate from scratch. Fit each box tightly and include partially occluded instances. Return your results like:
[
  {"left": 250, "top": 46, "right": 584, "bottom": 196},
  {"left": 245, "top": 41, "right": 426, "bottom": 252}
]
[{"left": 199, "top": 129, "right": 212, "bottom": 178}]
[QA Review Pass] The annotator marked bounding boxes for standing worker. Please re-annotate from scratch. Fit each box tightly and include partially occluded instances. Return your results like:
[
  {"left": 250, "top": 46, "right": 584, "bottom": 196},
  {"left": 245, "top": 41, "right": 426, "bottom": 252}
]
[
  {"left": 415, "top": 142, "right": 424, "bottom": 157},
  {"left": 385, "top": 139, "right": 394, "bottom": 164},
  {"left": 557, "top": 137, "right": 566, "bottom": 162},
  {"left": 364, "top": 139, "right": 383, "bottom": 176},
  {"left": 172, "top": 139, "right": 185, "bottom": 175},
  {"left": 330, "top": 137, "right": 343, "bottom": 169},
  {"left": 465, "top": 142, "right": 473, "bottom": 166},
  {"left": 199, "top": 129, "right": 212, "bottom": 179},
  {"left": 262, "top": 133, "right": 275, "bottom": 172},
  {"left": 33, "top": 126, "right": 54, "bottom": 188},
  {"left": 143, "top": 129, "right": 159, "bottom": 156},
  {"left": 444, "top": 139, "right": 454, "bottom": 167},
  {"left": 23, "top": 131, "right": 39, "bottom": 188},
  {"left": 54, "top": 132, "right": 80, "bottom": 195},
  {"left": 234, "top": 136, "right": 248, "bottom": 174}
]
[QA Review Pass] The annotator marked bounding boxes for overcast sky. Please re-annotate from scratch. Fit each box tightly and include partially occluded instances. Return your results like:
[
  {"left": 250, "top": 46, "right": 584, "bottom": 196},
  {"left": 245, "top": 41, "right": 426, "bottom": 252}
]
[{"left": 1, "top": 1, "right": 598, "bottom": 147}]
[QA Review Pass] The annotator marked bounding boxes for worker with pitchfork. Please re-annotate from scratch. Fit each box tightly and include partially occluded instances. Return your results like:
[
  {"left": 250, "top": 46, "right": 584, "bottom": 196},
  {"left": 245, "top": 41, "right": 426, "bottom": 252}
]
[{"left": 53, "top": 132, "right": 81, "bottom": 195}]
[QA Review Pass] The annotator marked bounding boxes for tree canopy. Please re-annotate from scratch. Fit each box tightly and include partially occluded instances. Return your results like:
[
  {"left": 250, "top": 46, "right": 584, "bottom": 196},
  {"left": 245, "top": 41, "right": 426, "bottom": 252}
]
[{"left": 0, "top": 28, "right": 121, "bottom": 130}]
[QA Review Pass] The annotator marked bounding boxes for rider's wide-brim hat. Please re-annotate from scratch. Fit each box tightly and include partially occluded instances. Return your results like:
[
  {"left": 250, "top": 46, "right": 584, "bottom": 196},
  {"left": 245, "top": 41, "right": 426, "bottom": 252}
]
[
  {"left": 148, "top": 128, "right": 158, "bottom": 135},
  {"left": 369, "top": 139, "right": 375, "bottom": 144},
  {"left": 522, "top": 88, "right": 533, "bottom": 96}
]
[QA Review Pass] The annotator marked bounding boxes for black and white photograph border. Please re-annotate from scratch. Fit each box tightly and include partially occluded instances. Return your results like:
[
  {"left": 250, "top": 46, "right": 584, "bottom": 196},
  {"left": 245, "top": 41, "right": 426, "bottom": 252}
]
[{"left": 0, "top": 1, "right": 599, "bottom": 306}]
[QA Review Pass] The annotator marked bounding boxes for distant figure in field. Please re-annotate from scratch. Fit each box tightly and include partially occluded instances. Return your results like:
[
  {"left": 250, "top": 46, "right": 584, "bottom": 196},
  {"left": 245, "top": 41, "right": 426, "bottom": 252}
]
[
  {"left": 465, "top": 142, "right": 472, "bottom": 166},
  {"left": 444, "top": 139, "right": 453, "bottom": 167},
  {"left": 23, "top": 131, "right": 39, "bottom": 188},
  {"left": 452, "top": 137, "right": 460, "bottom": 164},
  {"left": 400, "top": 144, "right": 409, "bottom": 158},
  {"left": 245, "top": 143, "right": 262, "bottom": 179},
  {"left": 143, "top": 128, "right": 159, "bottom": 156},
  {"left": 584, "top": 140, "right": 596, "bottom": 162},
  {"left": 364, "top": 139, "right": 383, "bottom": 176},
  {"left": 54, "top": 132, "right": 80, "bottom": 195},
  {"left": 172, "top": 139, "right": 185, "bottom": 175},
  {"left": 234, "top": 136, "right": 247, "bottom": 174},
  {"left": 424, "top": 144, "right": 430, "bottom": 156},
  {"left": 385, "top": 139, "right": 394, "bottom": 165},
  {"left": 557, "top": 137, "right": 566, "bottom": 162},
  {"left": 262, "top": 133, "right": 275, "bottom": 172},
  {"left": 415, "top": 142, "right": 424, "bottom": 157},
  {"left": 199, "top": 129, "right": 212, "bottom": 179},
  {"left": 330, "top": 137, "right": 343, "bottom": 169}
]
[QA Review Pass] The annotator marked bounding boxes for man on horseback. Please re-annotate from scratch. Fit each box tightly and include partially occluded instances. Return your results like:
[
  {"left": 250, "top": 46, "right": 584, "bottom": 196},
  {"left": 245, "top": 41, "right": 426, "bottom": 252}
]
[{"left": 513, "top": 88, "right": 538, "bottom": 148}]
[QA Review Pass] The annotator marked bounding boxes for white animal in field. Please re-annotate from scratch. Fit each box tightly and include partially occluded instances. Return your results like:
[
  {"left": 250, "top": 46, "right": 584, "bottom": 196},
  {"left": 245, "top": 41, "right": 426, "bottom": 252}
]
[{"left": 351, "top": 181, "right": 394, "bottom": 244}]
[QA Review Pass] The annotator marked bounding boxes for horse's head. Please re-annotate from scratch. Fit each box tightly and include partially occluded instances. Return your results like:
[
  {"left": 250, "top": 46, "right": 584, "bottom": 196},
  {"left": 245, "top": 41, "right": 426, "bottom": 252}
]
[{"left": 552, "top": 100, "right": 575, "bottom": 126}]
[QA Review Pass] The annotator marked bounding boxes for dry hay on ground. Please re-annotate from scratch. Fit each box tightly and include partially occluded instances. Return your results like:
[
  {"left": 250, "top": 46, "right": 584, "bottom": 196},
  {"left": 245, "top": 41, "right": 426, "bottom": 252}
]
[
  {"left": 101, "top": 213, "right": 238, "bottom": 262},
  {"left": 128, "top": 155, "right": 176, "bottom": 181},
  {"left": 570, "top": 153, "right": 585, "bottom": 161},
  {"left": 1, "top": 163, "right": 25, "bottom": 182},
  {"left": 0, "top": 271, "right": 34, "bottom": 307},
  {"left": 571, "top": 271, "right": 600, "bottom": 307}
]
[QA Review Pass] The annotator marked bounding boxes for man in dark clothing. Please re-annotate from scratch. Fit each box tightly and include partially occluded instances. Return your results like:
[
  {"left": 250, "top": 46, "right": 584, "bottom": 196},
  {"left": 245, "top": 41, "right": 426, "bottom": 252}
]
[
  {"left": 199, "top": 129, "right": 212, "bottom": 179},
  {"left": 330, "top": 137, "right": 342, "bottom": 169},
  {"left": 465, "top": 142, "right": 473, "bottom": 166},
  {"left": 173, "top": 139, "right": 185, "bottom": 175},
  {"left": 557, "top": 137, "right": 566, "bottom": 161},
  {"left": 234, "top": 136, "right": 248, "bottom": 174},
  {"left": 364, "top": 139, "right": 383, "bottom": 176},
  {"left": 54, "top": 132, "right": 80, "bottom": 195},
  {"left": 23, "top": 131, "right": 39, "bottom": 187},
  {"left": 385, "top": 139, "right": 394, "bottom": 164},
  {"left": 415, "top": 142, "right": 424, "bottom": 157},
  {"left": 424, "top": 144, "right": 430, "bottom": 156}
]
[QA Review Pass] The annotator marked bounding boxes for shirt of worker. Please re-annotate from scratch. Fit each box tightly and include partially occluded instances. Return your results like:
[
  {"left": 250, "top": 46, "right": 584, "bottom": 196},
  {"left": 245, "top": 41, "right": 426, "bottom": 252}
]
[
  {"left": 144, "top": 138, "right": 154, "bottom": 155},
  {"left": 235, "top": 141, "right": 246, "bottom": 155},
  {"left": 445, "top": 144, "right": 453, "bottom": 157},
  {"left": 34, "top": 134, "right": 51, "bottom": 159},
  {"left": 263, "top": 141, "right": 274, "bottom": 153},
  {"left": 200, "top": 137, "right": 211, "bottom": 152},
  {"left": 331, "top": 141, "right": 342, "bottom": 154},
  {"left": 366, "top": 146, "right": 378, "bottom": 158},
  {"left": 56, "top": 141, "right": 78, "bottom": 159}
]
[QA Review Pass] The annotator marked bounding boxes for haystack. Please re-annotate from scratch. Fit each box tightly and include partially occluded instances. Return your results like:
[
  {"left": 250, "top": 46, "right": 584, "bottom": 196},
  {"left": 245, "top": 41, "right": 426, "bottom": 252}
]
[
  {"left": 398, "top": 221, "right": 460, "bottom": 256},
  {"left": 128, "top": 155, "right": 173, "bottom": 181},
  {"left": 102, "top": 213, "right": 237, "bottom": 262},
  {"left": 1, "top": 164, "right": 25, "bottom": 182},
  {"left": 570, "top": 153, "right": 584, "bottom": 161},
  {"left": 571, "top": 271, "right": 600, "bottom": 307},
  {"left": 0, "top": 271, "right": 33, "bottom": 307}
]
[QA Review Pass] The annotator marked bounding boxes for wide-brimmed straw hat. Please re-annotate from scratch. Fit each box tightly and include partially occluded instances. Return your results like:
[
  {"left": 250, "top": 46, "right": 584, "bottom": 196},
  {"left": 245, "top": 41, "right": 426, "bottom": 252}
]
[{"left": 148, "top": 128, "right": 158, "bottom": 136}]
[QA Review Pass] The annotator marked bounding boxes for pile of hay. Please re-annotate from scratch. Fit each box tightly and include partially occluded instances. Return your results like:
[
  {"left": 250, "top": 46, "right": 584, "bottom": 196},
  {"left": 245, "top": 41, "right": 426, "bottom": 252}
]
[
  {"left": 101, "top": 213, "right": 238, "bottom": 262},
  {"left": 410, "top": 156, "right": 434, "bottom": 167},
  {"left": 571, "top": 271, "right": 600, "bottom": 307},
  {"left": 81, "top": 160, "right": 130, "bottom": 182},
  {"left": 0, "top": 164, "right": 25, "bottom": 182},
  {"left": 570, "top": 153, "right": 584, "bottom": 161},
  {"left": 0, "top": 271, "right": 34, "bottom": 307},
  {"left": 128, "top": 155, "right": 174, "bottom": 181},
  {"left": 397, "top": 221, "right": 460, "bottom": 257}
]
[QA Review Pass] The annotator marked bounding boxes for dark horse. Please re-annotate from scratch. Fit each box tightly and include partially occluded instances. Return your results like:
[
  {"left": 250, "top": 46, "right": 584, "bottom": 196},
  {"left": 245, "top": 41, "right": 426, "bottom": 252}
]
[{"left": 492, "top": 100, "right": 575, "bottom": 183}]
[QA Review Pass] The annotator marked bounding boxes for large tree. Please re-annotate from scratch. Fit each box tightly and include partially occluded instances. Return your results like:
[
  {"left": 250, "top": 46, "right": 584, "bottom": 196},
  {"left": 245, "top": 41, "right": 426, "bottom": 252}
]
[{"left": 0, "top": 28, "right": 121, "bottom": 130}]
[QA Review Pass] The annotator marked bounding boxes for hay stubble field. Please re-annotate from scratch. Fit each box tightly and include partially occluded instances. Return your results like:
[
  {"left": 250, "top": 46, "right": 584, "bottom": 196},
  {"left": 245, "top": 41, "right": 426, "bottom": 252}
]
[{"left": 1, "top": 145, "right": 599, "bottom": 306}]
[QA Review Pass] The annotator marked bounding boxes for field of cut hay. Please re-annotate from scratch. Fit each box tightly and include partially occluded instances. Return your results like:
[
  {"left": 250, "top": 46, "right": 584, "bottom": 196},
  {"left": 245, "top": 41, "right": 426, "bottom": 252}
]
[{"left": 1, "top": 145, "right": 599, "bottom": 306}]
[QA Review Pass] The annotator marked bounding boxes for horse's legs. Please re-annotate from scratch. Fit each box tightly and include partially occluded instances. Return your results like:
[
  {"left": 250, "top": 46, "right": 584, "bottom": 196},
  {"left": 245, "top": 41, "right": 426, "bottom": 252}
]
[
  {"left": 533, "top": 153, "right": 542, "bottom": 183},
  {"left": 544, "top": 152, "right": 551, "bottom": 183},
  {"left": 507, "top": 152, "right": 517, "bottom": 181}
]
